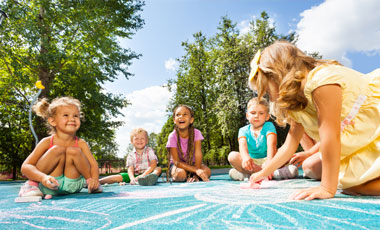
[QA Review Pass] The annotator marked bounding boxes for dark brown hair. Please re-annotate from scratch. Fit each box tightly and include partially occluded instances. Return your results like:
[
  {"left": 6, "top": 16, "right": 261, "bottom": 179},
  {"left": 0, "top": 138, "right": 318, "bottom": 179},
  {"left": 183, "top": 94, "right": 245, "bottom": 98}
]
[{"left": 167, "top": 104, "right": 195, "bottom": 182}]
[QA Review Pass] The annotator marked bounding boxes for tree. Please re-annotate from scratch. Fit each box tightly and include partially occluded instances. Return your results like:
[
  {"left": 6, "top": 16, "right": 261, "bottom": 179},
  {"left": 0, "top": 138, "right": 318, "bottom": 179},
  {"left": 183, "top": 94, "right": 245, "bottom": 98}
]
[
  {"left": 157, "top": 12, "right": 296, "bottom": 167},
  {"left": 210, "top": 16, "right": 253, "bottom": 152},
  {"left": 0, "top": 0, "right": 144, "bottom": 179},
  {"left": 155, "top": 117, "right": 174, "bottom": 168},
  {"left": 169, "top": 32, "right": 216, "bottom": 151}
]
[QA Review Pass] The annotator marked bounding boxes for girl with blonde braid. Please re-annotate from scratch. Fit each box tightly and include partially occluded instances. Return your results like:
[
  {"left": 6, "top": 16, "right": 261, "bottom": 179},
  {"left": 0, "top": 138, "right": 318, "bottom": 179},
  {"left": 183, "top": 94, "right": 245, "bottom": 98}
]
[{"left": 166, "top": 105, "right": 211, "bottom": 182}]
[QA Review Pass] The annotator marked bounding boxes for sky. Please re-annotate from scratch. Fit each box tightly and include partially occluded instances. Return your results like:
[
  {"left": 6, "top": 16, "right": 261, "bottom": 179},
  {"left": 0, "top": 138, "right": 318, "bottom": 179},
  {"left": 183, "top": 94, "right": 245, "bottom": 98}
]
[{"left": 104, "top": 0, "right": 380, "bottom": 158}]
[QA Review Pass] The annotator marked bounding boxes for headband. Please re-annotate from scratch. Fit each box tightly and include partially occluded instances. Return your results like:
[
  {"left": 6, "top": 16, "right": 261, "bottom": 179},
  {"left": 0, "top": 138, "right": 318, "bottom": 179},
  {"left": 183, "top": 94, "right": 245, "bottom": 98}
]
[{"left": 248, "top": 49, "right": 261, "bottom": 82}]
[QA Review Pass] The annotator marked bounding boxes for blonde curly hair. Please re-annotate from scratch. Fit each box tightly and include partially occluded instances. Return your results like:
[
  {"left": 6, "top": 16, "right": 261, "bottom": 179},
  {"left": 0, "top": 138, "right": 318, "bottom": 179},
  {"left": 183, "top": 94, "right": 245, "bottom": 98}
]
[
  {"left": 33, "top": 96, "right": 82, "bottom": 134},
  {"left": 130, "top": 128, "right": 149, "bottom": 144},
  {"left": 247, "top": 97, "right": 270, "bottom": 113},
  {"left": 250, "top": 41, "right": 340, "bottom": 126}
]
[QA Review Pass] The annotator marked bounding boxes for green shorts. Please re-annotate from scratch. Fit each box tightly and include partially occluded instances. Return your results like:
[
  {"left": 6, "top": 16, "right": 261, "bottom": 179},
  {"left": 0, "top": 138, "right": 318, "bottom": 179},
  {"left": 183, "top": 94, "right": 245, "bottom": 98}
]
[
  {"left": 120, "top": 172, "right": 139, "bottom": 183},
  {"left": 39, "top": 175, "right": 86, "bottom": 195}
]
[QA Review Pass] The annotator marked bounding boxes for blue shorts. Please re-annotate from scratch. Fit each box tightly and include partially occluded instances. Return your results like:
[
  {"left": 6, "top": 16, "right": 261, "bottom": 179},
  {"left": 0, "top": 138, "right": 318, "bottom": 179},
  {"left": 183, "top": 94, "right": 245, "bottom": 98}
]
[{"left": 39, "top": 175, "right": 86, "bottom": 195}]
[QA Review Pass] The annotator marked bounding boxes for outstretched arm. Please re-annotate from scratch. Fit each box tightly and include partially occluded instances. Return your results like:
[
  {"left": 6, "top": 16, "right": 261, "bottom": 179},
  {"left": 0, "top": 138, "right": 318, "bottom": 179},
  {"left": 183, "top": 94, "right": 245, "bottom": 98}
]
[
  {"left": 262, "top": 133, "right": 277, "bottom": 179},
  {"left": 140, "top": 160, "right": 157, "bottom": 177},
  {"left": 193, "top": 140, "right": 209, "bottom": 181},
  {"left": 128, "top": 166, "right": 137, "bottom": 185},
  {"left": 79, "top": 140, "right": 101, "bottom": 192},
  {"left": 263, "top": 133, "right": 277, "bottom": 166},
  {"left": 250, "top": 120, "right": 304, "bottom": 183},
  {"left": 291, "top": 84, "right": 341, "bottom": 200}
]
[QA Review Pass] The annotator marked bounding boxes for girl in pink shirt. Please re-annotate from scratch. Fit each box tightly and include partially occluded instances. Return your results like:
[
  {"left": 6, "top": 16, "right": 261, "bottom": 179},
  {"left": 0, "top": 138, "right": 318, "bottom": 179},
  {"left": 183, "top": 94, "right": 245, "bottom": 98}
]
[{"left": 166, "top": 105, "right": 211, "bottom": 182}]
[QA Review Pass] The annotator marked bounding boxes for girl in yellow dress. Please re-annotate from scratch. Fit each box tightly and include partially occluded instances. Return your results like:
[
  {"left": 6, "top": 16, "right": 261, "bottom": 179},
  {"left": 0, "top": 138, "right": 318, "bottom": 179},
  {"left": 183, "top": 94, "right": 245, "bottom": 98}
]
[{"left": 248, "top": 41, "right": 380, "bottom": 200}]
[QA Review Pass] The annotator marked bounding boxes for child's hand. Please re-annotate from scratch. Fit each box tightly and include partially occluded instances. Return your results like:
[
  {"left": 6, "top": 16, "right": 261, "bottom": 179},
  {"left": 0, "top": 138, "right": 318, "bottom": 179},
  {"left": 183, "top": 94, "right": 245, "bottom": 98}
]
[
  {"left": 261, "top": 161, "right": 273, "bottom": 180},
  {"left": 86, "top": 178, "right": 101, "bottom": 193},
  {"left": 290, "top": 186, "right": 335, "bottom": 200},
  {"left": 249, "top": 172, "right": 266, "bottom": 184},
  {"left": 187, "top": 175, "right": 200, "bottom": 183},
  {"left": 130, "top": 178, "right": 137, "bottom": 185},
  {"left": 242, "top": 157, "right": 255, "bottom": 171},
  {"left": 195, "top": 169, "right": 209, "bottom": 182},
  {"left": 42, "top": 176, "right": 59, "bottom": 190},
  {"left": 289, "top": 151, "right": 309, "bottom": 167}
]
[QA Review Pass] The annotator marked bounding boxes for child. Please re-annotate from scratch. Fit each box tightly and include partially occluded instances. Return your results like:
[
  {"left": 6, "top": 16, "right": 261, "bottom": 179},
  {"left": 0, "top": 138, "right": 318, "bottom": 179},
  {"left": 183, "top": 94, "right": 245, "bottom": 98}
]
[
  {"left": 166, "top": 105, "right": 211, "bottom": 182},
  {"left": 228, "top": 98, "right": 298, "bottom": 181},
  {"left": 248, "top": 40, "right": 380, "bottom": 200},
  {"left": 19, "top": 97, "right": 102, "bottom": 199},
  {"left": 290, "top": 134, "right": 321, "bottom": 180},
  {"left": 99, "top": 128, "right": 161, "bottom": 186}
]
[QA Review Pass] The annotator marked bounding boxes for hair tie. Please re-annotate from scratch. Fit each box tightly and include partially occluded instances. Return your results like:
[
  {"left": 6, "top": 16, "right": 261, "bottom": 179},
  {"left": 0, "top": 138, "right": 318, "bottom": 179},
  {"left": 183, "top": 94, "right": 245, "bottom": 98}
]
[{"left": 249, "top": 49, "right": 261, "bottom": 82}]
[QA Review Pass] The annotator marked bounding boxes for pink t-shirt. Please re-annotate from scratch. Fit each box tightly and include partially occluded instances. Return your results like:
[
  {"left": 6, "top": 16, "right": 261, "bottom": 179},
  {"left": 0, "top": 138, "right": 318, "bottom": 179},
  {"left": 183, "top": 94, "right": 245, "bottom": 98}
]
[{"left": 166, "top": 128, "right": 204, "bottom": 163}]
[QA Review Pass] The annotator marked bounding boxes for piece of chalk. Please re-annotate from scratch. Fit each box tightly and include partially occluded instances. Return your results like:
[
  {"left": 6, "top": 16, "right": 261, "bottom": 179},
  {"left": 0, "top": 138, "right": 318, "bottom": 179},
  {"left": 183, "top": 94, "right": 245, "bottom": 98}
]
[{"left": 15, "top": 196, "right": 42, "bottom": 203}]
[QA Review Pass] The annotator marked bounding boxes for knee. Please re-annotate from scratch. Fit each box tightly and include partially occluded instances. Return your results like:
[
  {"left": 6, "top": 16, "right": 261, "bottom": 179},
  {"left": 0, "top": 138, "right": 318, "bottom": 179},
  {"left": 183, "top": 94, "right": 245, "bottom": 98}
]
[
  {"left": 172, "top": 168, "right": 187, "bottom": 182},
  {"left": 155, "top": 167, "right": 162, "bottom": 175},
  {"left": 49, "top": 145, "right": 66, "bottom": 158},
  {"left": 66, "top": 146, "right": 82, "bottom": 158},
  {"left": 202, "top": 166, "right": 211, "bottom": 177},
  {"left": 302, "top": 158, "right": 313, "bottom": 171},
  {"left": 228, "top": 151, "right": 239, "bottom": 164},
  {"left": 302, "top": 159, "right": 321, "bottom": 180}
]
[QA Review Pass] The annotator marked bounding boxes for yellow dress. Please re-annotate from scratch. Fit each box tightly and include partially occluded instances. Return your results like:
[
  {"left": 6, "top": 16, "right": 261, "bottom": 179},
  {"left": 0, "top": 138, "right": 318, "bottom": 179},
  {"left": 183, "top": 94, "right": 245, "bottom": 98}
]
[{"left": 289, "top": 64, "right": 380, "bottom": 189}]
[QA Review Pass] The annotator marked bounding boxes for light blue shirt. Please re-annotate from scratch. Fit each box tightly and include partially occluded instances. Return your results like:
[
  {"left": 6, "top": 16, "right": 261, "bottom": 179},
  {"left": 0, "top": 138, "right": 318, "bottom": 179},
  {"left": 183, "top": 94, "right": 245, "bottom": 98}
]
[{"left": 238, "top": 122, "right": 277, "bottom": 159}]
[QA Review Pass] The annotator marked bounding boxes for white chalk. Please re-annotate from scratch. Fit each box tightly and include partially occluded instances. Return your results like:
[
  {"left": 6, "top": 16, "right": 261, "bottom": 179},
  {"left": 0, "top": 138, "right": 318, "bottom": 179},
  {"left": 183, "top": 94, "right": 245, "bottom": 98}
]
[{"left": 15, "top": 196, "right": 42, "bottom": 203}]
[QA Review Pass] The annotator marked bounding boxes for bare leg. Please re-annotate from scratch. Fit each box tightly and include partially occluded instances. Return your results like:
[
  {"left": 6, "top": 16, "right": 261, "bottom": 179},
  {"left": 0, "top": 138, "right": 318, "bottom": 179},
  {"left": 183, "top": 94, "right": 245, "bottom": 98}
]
[
  {"left": 153, "top": 167, "right": 162, "bottom": 176},
  {"left": 342, "top": 177, "right": 380, "bottom": 196},
  {"left": 170, "top": 165, "right": 187, "bottom": 182},
  {"left": 36, "top": 146, "right": 66, "bottom": 177},
  {"left": 99, "top": 175, "right": 123, "bottom": 185},
  {"left": 302, "top": 153, "right": 322, "bottom": 180},
  {"left": 299, "top": 134, "right": 322, "bottom": 180},
  {"left": 228, "top": 151, "right": 256, "bottom": 174},
  {"left": 64, "top": 147, "right": 91, "bottom": 179},
  {"left": 300, "top": 133, "right": 316, "bottom": 151}
]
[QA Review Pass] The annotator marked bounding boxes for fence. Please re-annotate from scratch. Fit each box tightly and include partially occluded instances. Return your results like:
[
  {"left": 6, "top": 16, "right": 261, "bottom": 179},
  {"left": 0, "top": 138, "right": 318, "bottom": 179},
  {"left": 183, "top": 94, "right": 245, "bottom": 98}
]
[{"left": 98, "top": 159, "right": 126, "bottom": 174}]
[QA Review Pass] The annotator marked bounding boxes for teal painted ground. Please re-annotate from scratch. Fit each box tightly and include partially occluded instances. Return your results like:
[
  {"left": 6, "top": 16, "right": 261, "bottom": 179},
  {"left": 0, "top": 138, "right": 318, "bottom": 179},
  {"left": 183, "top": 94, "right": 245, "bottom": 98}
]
[{"left": 1, "top": 173, "right": 380, "bottom": 229}]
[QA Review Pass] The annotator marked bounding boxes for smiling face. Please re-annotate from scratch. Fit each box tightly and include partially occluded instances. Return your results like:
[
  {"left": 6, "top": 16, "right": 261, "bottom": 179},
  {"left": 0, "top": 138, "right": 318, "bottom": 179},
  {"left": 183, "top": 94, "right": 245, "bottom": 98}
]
[
  {"left": 131, "top": 132, "right": 148, "bottom": 151},
  {"left": 246, "top": 103, "right": 270, "bottom": 130},
  {"left": 48, "top": 105, "right": 81, "bottom": 135},
  {"left": 173, "top": 106, "right": 194, "bottom": 130}
]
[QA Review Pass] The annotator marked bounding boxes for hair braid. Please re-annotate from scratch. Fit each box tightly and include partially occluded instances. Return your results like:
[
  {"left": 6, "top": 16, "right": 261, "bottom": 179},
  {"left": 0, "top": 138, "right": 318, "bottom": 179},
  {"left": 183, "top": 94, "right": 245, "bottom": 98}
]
[
  {"left": 167, "top": 104, "right": 196, "bottom": 181},
  {"left": 175, "top": 126, "right": 185, "bottom": 161},
  {"left": 186, "top": 124, "right": 195, "bottom": 165}
]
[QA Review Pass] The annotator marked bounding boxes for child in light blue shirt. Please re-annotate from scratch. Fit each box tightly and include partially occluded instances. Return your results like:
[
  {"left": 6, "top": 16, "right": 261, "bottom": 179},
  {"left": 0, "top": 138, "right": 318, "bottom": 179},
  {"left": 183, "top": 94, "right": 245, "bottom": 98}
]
[
  {"left": 228, "top": 97, "right": 298, "bottom": 181},
  {"left": 238, "top": 121, "right": 277, "bottom": 160}
]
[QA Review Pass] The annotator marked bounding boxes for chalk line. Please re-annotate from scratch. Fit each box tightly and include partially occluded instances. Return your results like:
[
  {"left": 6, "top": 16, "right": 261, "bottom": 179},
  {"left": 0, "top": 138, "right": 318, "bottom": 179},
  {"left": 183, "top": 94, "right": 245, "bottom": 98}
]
[{"left": 111, "top": 203, "right": 206, "bottom": 229}]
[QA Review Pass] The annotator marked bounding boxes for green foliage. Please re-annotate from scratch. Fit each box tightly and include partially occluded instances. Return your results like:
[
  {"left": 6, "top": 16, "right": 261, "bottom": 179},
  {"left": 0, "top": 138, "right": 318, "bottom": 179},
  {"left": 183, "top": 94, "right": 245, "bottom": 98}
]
[
  {"left": 156, "top": 12, "right": 295, "bottom": 166},
  {"left": 155, "top": 118, "right": 175, "bottom": 167},
  {"left": 0, "top": 0, "right": 144, "bottom": 178}
]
